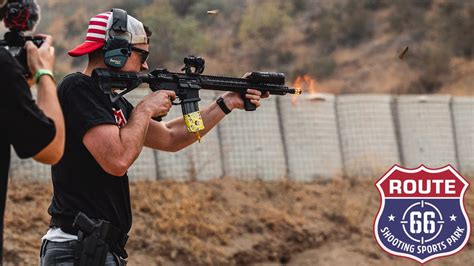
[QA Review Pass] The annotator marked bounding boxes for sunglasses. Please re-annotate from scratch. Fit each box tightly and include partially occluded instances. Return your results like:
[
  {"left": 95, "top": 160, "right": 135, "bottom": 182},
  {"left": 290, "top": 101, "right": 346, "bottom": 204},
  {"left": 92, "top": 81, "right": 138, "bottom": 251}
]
[{"left": 131, "top": 47, "right": 150, "bottom": 64}]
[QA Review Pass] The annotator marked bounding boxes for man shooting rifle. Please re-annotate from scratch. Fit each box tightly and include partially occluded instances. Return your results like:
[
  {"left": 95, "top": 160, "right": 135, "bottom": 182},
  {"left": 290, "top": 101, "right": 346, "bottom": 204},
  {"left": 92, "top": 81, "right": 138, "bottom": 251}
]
[
  {"left": 92, "top": 56, "right": 301, "bottom": 141},
  {"left": 41, "top": 9, "right": 269, "bottom": 265}
]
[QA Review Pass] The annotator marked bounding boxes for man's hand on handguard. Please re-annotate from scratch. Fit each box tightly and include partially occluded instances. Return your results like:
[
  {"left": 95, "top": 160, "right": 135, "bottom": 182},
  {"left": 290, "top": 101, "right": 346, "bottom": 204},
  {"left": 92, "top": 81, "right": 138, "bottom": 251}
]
[
  {"left": 219, "top": 72, "right": 270, "bottom": 111},
  {"left": 137, "top": 90, "right": 177, "bottom": 118},
  {"left": 221, "top": 89, "right": 270, "bottom": 110}
]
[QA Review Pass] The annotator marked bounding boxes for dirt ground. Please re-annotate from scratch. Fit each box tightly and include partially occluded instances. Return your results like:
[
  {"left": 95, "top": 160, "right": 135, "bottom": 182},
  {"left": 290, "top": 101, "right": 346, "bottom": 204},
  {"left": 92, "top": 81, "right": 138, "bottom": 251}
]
[{"left": 3, "top": 177, "right": 473, "bottom": 265}]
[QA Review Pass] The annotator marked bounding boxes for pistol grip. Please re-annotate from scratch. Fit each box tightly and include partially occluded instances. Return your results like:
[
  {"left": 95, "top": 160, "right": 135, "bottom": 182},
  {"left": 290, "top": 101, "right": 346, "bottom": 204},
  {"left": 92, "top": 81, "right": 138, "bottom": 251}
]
[{"left": 241, "top": 92, "right": 257, "bottom": 111}]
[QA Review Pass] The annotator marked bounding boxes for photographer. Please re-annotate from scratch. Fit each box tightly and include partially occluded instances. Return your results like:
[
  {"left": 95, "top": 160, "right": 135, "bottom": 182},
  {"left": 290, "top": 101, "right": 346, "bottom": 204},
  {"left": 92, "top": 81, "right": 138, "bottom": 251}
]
[{"left": 0, "top": 0, "right": 65, "bottom": 262}]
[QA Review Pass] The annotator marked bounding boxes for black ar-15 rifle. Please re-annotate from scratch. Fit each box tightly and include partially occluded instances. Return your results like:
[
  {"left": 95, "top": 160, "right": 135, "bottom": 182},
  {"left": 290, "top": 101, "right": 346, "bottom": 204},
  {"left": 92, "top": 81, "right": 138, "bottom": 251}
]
[{"left": 92, "top": 56, "right": 301, "bottom": 140}]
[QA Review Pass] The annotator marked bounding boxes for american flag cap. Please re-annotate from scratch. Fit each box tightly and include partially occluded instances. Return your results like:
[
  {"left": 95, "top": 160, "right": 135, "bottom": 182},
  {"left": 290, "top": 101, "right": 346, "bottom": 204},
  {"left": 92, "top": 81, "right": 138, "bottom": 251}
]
[{"left": 68, "top": 10, "right": 149, "bottom": 57}]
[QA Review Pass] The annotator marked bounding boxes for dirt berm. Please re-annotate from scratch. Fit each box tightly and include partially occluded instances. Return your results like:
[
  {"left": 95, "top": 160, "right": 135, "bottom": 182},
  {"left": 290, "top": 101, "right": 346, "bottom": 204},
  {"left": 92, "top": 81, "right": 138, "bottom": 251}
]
[{"left": 3, "top": 177, "right": 473, "bottom": 265}]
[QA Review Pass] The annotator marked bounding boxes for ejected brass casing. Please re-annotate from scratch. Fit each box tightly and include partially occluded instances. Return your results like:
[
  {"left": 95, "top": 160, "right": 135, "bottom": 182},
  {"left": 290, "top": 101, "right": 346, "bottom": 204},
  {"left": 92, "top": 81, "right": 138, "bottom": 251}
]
[
  {"left": 399, "top": 46, "right": 409, "bottom": 59},
  {"left": 207, "top": 10, "right": 219, "bottom": 15}
]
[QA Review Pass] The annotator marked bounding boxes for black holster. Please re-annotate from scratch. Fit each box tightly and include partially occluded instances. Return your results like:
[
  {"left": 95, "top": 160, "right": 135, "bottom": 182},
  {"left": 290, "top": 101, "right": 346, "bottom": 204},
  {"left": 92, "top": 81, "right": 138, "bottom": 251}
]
[
  {"left": 74, "top": 230, "right": 108, "bottom": 266},
  {"left": 56, "top": 212, "right": 128, "bottom": 266}
]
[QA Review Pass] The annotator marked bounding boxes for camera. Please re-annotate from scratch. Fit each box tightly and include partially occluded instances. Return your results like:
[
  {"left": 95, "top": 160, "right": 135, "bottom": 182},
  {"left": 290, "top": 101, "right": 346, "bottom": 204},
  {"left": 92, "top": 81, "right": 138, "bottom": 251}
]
[{"left": 0, "top": 0, "right": 43, "bottom": 77}]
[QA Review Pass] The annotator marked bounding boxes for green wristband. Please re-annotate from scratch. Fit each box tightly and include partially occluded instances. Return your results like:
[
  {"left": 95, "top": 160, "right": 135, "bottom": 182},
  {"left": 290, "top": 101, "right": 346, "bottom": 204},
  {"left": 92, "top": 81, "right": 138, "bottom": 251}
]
[{"left": 35, "top": 69, "right": 55, "bottom": 84}]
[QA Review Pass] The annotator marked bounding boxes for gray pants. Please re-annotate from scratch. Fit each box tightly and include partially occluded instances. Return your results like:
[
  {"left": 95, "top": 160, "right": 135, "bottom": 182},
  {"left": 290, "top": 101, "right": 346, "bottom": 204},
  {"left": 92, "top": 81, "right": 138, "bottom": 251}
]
[{"left": 39, "top": 239, "right": 125, "bottom": 266}]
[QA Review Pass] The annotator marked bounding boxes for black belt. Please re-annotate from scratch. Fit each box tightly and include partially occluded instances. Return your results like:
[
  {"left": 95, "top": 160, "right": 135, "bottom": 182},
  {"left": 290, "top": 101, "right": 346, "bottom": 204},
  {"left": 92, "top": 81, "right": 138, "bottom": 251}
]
[{"left": 49, "top": 215, "right": 129, "bottom": 257}]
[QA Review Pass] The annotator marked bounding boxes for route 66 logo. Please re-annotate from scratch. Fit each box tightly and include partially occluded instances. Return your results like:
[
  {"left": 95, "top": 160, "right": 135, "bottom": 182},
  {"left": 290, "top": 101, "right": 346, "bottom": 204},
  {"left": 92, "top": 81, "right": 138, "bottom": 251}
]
[{"left": 374, "top": 165, "right": 470, "bottom": 264}]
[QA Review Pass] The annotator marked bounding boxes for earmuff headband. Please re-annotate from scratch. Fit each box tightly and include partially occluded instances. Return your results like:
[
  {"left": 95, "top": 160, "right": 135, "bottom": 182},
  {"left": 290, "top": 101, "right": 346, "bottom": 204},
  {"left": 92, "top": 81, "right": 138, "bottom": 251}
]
[
  {"left": 111, "top": 8, "right": 127, "bottom": 33},
  {"left": 103, "top": 8, "right": 131, "bottom": 69}
]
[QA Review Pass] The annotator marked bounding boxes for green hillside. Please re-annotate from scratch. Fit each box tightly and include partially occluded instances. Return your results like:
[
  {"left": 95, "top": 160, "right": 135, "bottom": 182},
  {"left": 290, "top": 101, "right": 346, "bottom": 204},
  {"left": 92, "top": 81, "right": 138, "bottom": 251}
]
[{"left": 4, "top": 0, "right": 473, "bottom": 94}]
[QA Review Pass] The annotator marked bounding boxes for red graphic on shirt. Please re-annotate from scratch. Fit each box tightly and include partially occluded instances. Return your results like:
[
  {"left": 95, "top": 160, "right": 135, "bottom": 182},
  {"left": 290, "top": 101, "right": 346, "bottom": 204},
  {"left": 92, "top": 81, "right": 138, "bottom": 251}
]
[{"left": 112, "top": 108, "right": 127, "bottom": 128}]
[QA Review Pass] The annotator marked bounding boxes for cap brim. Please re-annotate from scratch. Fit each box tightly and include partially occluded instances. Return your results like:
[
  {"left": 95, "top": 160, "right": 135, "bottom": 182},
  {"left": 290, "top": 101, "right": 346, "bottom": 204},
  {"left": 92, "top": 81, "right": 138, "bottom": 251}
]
[{"left": 68, "top": 42, "right": 104, "bottom": 57}]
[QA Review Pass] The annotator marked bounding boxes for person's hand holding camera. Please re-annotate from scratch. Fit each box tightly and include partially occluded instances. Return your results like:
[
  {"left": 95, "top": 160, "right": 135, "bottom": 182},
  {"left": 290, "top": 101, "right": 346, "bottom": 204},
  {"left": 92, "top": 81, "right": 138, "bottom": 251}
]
[{"left": 25, "top": 34, "right": 55, "bottom": 87}]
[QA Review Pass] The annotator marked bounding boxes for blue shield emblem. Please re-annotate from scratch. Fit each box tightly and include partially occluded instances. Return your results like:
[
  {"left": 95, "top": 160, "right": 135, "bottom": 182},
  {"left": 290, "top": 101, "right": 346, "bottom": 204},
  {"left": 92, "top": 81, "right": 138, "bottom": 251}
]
[{"left": 374, "top": 165, "right": 470, "bottom": 263}]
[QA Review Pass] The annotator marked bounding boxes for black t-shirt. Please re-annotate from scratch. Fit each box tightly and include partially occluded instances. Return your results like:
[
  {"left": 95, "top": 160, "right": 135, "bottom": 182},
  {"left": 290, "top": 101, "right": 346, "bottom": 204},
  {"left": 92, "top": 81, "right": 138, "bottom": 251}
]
[
  {"left": 48, "top": 72, "right": 134, "bottom": 234},
  {"left": 0, "top": 48, "right": 56, "bottom": 259}
]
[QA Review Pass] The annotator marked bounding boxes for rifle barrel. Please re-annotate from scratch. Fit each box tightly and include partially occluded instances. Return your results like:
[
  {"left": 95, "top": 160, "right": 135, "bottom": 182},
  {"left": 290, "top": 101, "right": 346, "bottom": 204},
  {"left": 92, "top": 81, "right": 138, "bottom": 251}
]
[{"left": 200, "top": 74, "right": 300, "bottom": 95}]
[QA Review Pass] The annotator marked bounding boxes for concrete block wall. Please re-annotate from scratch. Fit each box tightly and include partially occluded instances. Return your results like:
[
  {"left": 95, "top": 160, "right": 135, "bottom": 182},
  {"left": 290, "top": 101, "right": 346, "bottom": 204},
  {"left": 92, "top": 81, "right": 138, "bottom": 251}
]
[
  {"left": 396, "top": 95, "right": 458, "bottom": 169},
  {"left": 8, "top": 91, "right": 473, "bottom": 181},
  {"left": 127, "top": 147, "right": 157, "bottom": 181},
  {"left": 219, "top": 96, "right": 287, "bottom": 180},
  {"left": 337, "top": 95, "right": 400, "bottom": 178},
  {"left": 9, "top": 149, "right": 51, "bottom": 181},
  {"left": 452, "top": 97, "right": 474, "bottom": 175},
  {"left": 279, "top": 94, "right": 343, "bottom": 181}
]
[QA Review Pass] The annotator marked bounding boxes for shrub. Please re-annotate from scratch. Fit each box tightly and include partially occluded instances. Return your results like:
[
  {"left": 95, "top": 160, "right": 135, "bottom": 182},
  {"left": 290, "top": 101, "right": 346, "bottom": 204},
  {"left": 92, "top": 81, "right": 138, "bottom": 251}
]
[{"left": 139, "top": 1, "right": 209, "bottom": 67}]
